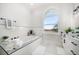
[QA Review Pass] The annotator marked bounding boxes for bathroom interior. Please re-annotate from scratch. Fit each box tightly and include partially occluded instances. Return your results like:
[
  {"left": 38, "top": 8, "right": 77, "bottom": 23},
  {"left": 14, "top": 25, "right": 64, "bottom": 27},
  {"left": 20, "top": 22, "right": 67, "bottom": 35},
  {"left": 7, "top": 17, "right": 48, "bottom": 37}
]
[{"left": 0, "top": 3, "right": 79, "bottom": 55}]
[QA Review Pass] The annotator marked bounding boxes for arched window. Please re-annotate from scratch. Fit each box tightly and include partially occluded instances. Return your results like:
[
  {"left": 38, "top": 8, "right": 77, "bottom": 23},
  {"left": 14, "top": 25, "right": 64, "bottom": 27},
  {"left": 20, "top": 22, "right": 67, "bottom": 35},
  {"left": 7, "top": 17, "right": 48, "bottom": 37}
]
[{"left": 43, "top": 10, "right": 59, "bottom": 31}]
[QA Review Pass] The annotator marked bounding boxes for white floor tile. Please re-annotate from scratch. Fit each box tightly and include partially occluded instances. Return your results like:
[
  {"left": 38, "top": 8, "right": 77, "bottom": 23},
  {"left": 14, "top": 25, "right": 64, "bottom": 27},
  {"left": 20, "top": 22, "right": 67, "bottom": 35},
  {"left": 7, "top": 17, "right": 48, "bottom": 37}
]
[
  {"left": 32, "top": 31, "right": 65, "bottom": 55},
  {"left": 56, "top": 46, "right": 65, "bottom": 55},
  {"left": 32, "top": 45, "right": 46, "bottom": 55}
]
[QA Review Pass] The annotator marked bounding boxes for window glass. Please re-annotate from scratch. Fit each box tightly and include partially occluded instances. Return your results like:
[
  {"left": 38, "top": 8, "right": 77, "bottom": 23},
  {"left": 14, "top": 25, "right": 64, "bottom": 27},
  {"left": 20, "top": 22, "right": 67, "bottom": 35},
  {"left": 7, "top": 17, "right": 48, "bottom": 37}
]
[{"left": 43, "top": 10, "right": 59, "bottom": 31}]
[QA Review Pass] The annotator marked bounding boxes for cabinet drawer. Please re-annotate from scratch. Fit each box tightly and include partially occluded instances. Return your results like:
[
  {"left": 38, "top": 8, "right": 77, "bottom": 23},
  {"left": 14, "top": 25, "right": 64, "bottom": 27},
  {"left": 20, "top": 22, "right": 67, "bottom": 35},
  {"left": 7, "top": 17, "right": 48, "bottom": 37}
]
[
  {"left": 74, "top": 50, "right": 79, "bottom": 55},
  {"left": 63, "top": 37, "right": 70, "bottom": 44},
  {"left": 70, "top": 50, "right": 77, "bottom": 55},
  {"left": 71, "top": 39, "right": 79, "bottom": 47},
  {"left": 70, "top": 42, "right": 79, "bottom": 52},
  {"left": 63, "top": 42, "right": 73, "bottom": 55},
  {"left": 70, "top": 49, "right": 79, "bottom": 55},
  {"left": 63, "top": 36, "right": 79, "bottom": 55},
  {"left": 65, "top": 42, "right": 79, "bottom": 55}
]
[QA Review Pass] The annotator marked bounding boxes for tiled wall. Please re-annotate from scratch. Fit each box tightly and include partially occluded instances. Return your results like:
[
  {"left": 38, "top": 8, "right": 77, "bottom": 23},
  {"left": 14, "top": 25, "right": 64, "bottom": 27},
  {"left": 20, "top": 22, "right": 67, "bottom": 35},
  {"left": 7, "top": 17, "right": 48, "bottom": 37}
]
[{"left": 0, "top": 24, "right": 43, "bottom": 43}]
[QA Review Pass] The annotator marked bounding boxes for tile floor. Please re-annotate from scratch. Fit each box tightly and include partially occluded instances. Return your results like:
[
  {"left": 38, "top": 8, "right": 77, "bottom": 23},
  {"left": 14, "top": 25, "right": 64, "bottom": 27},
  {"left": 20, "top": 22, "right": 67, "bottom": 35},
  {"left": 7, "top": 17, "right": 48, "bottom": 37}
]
[{"left": 32, "top": 31, "right": 65, "bottom": 55}]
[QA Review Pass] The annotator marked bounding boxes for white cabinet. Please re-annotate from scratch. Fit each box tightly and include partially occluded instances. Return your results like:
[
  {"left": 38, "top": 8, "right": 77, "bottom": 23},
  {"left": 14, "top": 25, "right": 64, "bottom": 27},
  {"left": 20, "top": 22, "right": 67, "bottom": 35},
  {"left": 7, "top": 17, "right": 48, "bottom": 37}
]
[
  {"left": 62, "top": 33, "right": 79, "bottom": 55},
  {"left": 63, "top": 37, "right": 72, "bottom": 55}
]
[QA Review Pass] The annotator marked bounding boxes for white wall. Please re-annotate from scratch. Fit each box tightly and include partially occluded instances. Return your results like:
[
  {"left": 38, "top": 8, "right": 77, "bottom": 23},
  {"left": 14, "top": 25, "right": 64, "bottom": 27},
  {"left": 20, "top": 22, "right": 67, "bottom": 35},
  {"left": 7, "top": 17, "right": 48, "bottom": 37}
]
[
  {"left": 60, "top": 4, "right": 74, "bottom": 30},
  {"left": 0, "top": 3, "right": 31, "bottom": 41},
  {"left": 30, "top": 3, "right": 74, "bottom": 31},
  {"left": 73, "top": 3, "right": 79, "bottom": 28},
  {"left": 0, "top": 3, "right": 31, "bottom": 26}
]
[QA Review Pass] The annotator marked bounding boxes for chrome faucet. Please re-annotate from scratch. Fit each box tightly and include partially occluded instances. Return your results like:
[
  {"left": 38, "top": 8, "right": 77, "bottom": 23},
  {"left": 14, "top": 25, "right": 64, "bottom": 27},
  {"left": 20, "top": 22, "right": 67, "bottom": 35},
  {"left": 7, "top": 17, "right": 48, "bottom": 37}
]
[{"left": 27, "top": 30, "right": 35, "bottom": 36}]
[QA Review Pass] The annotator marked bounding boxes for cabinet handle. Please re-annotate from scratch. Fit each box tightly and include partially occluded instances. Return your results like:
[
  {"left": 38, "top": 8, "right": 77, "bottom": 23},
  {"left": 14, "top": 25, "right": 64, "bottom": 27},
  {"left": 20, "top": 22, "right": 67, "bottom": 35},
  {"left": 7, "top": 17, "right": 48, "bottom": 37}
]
[
  {"left": 71, "top": 42, "right": 77, "bottom": 46},
  {"left": 64, "top": 39, "right": 65, "bottom": 43},
  {"left": 70, "top": 50, "right": 76, "bottom": 55}
]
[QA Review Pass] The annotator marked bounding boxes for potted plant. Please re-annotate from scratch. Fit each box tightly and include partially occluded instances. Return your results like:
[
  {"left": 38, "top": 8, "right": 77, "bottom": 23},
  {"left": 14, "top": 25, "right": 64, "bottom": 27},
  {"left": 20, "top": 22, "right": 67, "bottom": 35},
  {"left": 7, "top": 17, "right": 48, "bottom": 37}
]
[{"left": 65, "top": 27, "right": 73, "bottom": 34}]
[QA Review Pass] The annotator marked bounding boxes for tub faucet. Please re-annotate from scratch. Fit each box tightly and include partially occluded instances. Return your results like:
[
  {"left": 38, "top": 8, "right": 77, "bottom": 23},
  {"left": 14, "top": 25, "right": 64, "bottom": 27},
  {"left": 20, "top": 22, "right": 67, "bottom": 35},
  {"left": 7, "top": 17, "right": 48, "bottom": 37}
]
[{"left": 27, "top": 30, "right": 35, "bottom": 36}]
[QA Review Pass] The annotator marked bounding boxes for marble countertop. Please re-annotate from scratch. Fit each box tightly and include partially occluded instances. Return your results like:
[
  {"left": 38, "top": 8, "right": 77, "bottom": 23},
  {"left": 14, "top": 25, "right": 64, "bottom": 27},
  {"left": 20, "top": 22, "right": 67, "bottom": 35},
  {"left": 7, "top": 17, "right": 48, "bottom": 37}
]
[{"left": 0, "top": 35, "right": 41, "bottom": 55}]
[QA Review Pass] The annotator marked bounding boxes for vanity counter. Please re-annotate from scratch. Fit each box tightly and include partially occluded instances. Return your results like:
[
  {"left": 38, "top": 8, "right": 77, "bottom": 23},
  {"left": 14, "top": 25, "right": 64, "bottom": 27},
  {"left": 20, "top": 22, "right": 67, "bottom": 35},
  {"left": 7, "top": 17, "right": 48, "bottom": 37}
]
[{"left": 0, "top": 35, "right": 41, "bottom": 55}]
